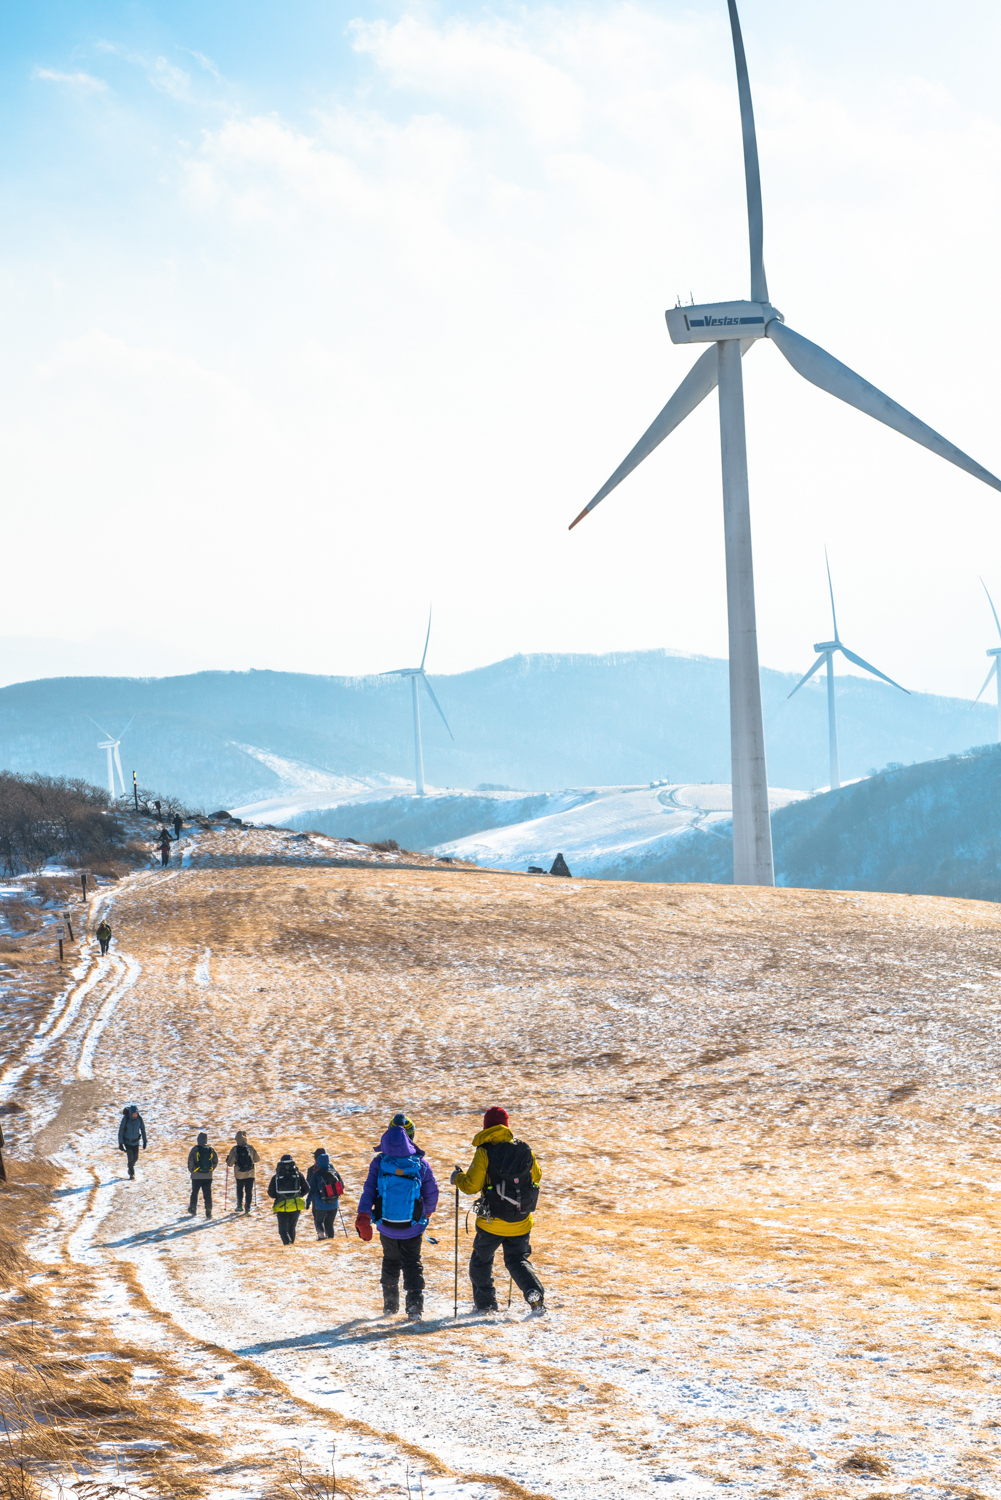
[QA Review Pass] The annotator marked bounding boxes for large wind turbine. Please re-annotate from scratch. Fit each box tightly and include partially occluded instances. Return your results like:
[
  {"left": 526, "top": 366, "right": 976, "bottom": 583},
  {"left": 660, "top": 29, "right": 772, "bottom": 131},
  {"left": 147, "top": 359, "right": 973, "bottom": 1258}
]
[
  {"left": 973, "top": 580, "right": 1001, "bottom": 742},
  {"left": 88, "top": 716, "right": 131, "bottom": 800},
  {"left": 569, "top": 0, "right": 1001, "bottom": 886},
  {"left": 382, "top": 610, "right": 453, "bottom": 796},
  {"left": 788, "top": 553, "right": 907, "bottom": 791}
]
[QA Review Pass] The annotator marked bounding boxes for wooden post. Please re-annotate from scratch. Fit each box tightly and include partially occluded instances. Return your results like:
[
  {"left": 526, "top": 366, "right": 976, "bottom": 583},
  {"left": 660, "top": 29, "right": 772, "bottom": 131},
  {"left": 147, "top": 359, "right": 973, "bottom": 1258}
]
[
  {"left": 58, "top": 924, "right": 65, "bottom": 964},
  {"left": 133, "top": 770, "right": 138, "bottom": 812},
  {"left": 64, "top": 912, "right": 74, "bottom": 943},
  {"left": 81, "top": 873, "right": 87, "bottom": 901}
]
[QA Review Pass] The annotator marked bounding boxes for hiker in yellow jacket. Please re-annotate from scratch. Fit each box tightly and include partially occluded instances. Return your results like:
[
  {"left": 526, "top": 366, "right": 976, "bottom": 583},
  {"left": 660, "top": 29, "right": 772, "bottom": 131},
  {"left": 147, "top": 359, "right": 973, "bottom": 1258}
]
[{"left": 451, "top": 1107, "right": 545, "bottom": 1315}]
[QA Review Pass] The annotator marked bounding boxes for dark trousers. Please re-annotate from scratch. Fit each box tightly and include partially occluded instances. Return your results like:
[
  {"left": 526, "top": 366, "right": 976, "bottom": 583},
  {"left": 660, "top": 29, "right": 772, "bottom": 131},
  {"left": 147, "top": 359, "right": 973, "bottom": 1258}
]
[
  {"left": 189, "top": 1179, "right": 213, "bottom": 1216},
  {"left": 469, "top": 1226, "right": 543, "bottom": 1308},
  {"left": 236, "top": 1178, "right": 254, "bottom": 1210},
  {"left": 314, "top": 1209, "right": 336, "bottom": 1238},
  {"left": 99, "top": 938, "right": 110, "bottom": 955},
  {"left": 379, "top": 1232, "right": 424, "bottom": 1309},
  {"left": 277, "top": 1210, "right": 300, "bottom": 1244},
  {"left": 124, "top": 1144, "right": 139, "bottom": 1177},
  {"left": 160, "top": 847, "right": 170, "bottom": 867}
]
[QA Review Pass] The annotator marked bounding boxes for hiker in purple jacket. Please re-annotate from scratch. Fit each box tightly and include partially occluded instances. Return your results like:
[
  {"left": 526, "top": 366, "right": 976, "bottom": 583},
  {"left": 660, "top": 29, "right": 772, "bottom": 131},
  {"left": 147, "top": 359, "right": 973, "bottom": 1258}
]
[{"left": 355, "top": 1113, "right": 439, "bottom": 1321}]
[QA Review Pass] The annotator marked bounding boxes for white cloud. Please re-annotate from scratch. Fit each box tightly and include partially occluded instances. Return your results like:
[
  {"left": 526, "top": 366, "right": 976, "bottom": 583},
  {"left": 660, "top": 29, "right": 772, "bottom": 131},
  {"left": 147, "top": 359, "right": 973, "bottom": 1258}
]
[{"left": 32, "top": 67, "right": 108, "bottom": 93}]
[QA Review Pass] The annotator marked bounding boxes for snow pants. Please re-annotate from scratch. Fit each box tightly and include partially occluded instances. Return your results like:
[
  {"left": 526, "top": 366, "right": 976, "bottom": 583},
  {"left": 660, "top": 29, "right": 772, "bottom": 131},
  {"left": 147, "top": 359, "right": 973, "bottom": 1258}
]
[
  {"left": 314, "top": 1209, "right": 336, "bottom": 1238},
  {"left": 469, "top": 1227, "right": 544, "bottom": 1309},
  {"left": 189, "top": 1179, "right": 213, "bottom": 1216},
  {"left": 276, "top": 1210, "right": 300, "bottom": 1244},
  {"left": 235, "top": 1177, "right": 254, "bottom": 1211},
  {"left": 379, "top": 1232, "right": 424, "bottom": 1311},
  {"left": 124, "top": 1144, "right": 139, "bottom": 1178},
  {"left": 99, "top": 937, "right": 110, "bottom": 955}
]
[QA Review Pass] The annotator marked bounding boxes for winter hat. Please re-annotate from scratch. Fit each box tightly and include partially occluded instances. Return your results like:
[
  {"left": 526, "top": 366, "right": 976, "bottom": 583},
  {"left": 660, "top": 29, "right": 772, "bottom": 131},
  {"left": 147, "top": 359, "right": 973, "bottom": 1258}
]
[
  {"left": 312, "top": 1146, "right": 326, "bottom": 1160},
  {"left": 279, "top": 1153, "right": 294, "bottom": 1163},
  {"left": 317, "top": 1152, "right": 330, "bottom": 1171},
  {"left": 235, "top": 1130, "right": 247, "bottom": 1143},
  {"left": 390, "top": 1112, "right": 415, "bottom": 1141},
  {"left": 197, "top": 1131, "right": 207, "bottom": 1146},
  {"left": 482, "top": 1107, "right": 509, "bottom": 1129},
  {"left": 128, "top": 1104, "right": 139, "bottom": 1114}
]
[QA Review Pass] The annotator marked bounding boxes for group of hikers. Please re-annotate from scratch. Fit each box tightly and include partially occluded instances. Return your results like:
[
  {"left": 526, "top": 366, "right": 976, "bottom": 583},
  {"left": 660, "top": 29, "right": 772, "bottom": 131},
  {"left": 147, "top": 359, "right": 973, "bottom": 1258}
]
[{"left": 117, "top": 1104, "right": 544, "bottom": 1321}]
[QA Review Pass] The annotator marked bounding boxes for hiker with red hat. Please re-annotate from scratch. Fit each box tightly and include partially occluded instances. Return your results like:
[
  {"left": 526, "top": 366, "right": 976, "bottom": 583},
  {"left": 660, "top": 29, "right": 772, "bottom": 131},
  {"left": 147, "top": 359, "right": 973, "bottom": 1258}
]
[{"left": 451, "top": 1107, "right": 544, "bottom": 1316}]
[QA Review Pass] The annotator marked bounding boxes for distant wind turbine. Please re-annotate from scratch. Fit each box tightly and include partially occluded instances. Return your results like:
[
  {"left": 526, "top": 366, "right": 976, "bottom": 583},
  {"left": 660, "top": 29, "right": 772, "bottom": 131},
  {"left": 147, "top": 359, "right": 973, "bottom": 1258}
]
[
  {"left": 568, "top": 0, "right": 1001, "bottom": 887},
  {"left": 87, "top": 715, "right": 132, "bottom": 800},
  {"left": 381, "top": 609, "right": 453, "bottom": 796},
  {"left": 973, "top": 579, "right": 1001, "bottom": 742},
  {"left": 788, "top": 553, "right": 908, "bottom": 791}
]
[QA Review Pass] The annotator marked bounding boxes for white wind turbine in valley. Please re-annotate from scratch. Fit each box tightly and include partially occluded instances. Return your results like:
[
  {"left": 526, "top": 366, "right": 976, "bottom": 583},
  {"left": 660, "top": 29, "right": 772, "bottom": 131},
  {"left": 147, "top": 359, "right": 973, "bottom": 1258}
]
[
  {"left": 381, "top": 610, "right": 454, "bottom": 796},
  {"left": 973, "top": 580, "right": 1001, "bottom": 742},
  {"left": 788, "top": 553, "right": 907, "bottom": 791},
  {"left": 569, "top": 0, "right": 1001, "bottom": 886},
  {"left": 88, "top": 715, "right": 132, "bottom": 800}
]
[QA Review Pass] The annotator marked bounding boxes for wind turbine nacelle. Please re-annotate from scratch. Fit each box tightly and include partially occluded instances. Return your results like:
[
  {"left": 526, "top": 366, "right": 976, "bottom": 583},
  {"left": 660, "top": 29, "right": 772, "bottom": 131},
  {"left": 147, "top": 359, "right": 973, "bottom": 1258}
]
[
  {"left": 665, "top": 300, "right": 768, "bottom": 344},
  {"left": 988, "top": 646, "right": 1001, "bottom": 659}
]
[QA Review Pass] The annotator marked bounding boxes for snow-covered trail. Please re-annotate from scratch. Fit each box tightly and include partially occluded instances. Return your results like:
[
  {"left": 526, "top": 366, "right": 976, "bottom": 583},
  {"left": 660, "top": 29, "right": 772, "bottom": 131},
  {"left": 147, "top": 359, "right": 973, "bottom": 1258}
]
[{"left": 20, "top": 829, "right": 1001, "bottom": 1499}]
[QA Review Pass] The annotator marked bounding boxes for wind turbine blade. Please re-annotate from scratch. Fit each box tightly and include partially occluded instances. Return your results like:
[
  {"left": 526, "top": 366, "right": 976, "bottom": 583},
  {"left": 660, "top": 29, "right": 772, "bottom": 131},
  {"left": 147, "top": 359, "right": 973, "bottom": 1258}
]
[
  {"left": 86, "top": 714, "right": 114, "bottom": 739},
  {"left": 974, "top": 658, "right": 998, "bottom": 704},
  {"left": 380, "top": 668, "right": 415, "bottom": 677},
  {"left": 118, "top": 712, "right": 136, "bottom": 740},
  {"left": 113, "top": 744, "right": 125, "bottom": 795},
  {"left": 838, "top": 645, "right": 909, "bottom": 694},
  {"left": 768, "top": 320, "right": 1001, "bottom": 493},
  {"left": 980, "top": 577, "right": 1001, "bottom": 643},
  {"left": 419, "top": 673, "right": 454, "bottom": 740},
  {"left": 420, "top": 607, "right": 432, "bottom": 671},
  {"left": 824, "top": 546, "right": 839, "bottom": 642},
  {"left": 727, "top": 0, "right": 767, "bottom": 303},
  {"left": 569, "top": 345, "right": 724, "bottom": 528},
  {"left": 787, "top": 654, "right": 826, "bottom": 699}
]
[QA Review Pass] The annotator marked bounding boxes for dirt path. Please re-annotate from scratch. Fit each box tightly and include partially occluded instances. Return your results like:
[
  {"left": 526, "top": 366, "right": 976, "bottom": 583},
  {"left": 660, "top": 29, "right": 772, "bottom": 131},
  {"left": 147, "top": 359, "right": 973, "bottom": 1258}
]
[{"left": 10, "top": 828, "right": 1001, "bottom": 1498}]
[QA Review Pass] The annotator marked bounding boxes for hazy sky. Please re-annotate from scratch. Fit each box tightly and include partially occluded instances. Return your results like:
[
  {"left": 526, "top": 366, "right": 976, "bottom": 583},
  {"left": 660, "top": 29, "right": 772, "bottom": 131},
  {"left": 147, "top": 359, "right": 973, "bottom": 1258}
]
[{"left": 4, "top": 0, "right": 1001, "bottom": 696}]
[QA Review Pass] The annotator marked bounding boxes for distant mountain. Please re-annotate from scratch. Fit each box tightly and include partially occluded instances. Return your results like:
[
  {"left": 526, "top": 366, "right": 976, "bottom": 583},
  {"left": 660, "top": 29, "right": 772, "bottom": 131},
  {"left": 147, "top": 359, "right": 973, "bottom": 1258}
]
[
  {"left": 594, "top": 747, "right": 1001, "bottom": 901},
  {"left": 0, "top": 650, "right": 992, "bottom": 809}
]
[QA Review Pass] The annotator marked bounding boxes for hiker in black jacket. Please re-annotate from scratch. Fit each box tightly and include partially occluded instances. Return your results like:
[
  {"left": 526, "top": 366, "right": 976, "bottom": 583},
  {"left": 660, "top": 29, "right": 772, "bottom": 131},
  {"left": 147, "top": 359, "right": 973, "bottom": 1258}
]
[
  {"left": 117, "top": 1105, "right": 147, "bottom": 1180},
  {"left": 186, "top": 1132, "right": 218, "bottom": 1217},
  {"left": 267, "top": 1154, "right": 307, "bottom": 1244}
]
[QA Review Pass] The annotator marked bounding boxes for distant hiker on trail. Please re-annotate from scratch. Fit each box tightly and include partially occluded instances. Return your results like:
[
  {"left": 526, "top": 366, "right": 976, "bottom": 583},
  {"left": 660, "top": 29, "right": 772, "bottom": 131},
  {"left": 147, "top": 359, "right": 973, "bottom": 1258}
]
[
  {"left": 267, "top": 1154, "right": 308, "bottom": 1244},
  {"left": 157, "top": 829, "right": 172, "bottom": 868},
  {"left": 186, "top": 1132, "right": 218, "bottom": 1218},
  {"left": 173, "top": 812, "right": 183, "bottom": 839},
  {"left": 225, "top": 1130, "right": 260, "bottom": 1214},
  {"left": 451, "top": 1107, "right": 544, "bottom": 1316},
  {"left": 117, "top": 1104, "right": 147, "bottom": 1180},
  {"left": 356, "top": 1112, "right": 439, "bottom": 1321},
  {"left": 96, "top": 921, "right": 112, "bottom": 956},
  {"left": 305, "top": 1149, "right": 344, "bottom": 1240},
  {"left": 0, "top": 1121, "right": 7, "bottom": 1185}
]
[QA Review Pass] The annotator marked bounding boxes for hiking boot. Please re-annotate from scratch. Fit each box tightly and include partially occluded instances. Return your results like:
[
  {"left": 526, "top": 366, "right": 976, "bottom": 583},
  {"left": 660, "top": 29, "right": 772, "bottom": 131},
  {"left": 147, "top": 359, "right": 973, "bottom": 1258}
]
[
  {"left": 383, "top": 1294, "right": 400, "bottom": 1316},
  {"left": 527, "top": 1290, "right": 546, "bottom": 1316},
  {"left": 244, "top": 1206, "right": 251, "bottom": 1215},
  {"left": 475, "top": 1302, "right": 499, "bottom": 1314},
  {"left": 317, "top": 1232, "right": 326, "bottom": 1241},
  {"left": 405, "top": 1298, "right": 423, "bottom": 1322}
]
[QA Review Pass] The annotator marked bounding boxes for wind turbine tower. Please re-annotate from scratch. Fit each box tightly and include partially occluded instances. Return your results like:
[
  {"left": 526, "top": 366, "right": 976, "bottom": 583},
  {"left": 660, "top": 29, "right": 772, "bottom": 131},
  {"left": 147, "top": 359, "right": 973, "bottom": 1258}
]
[
  {"left": 568, "top": 0, "right": 1001, "bottom": 886},
  {"left": 974, "top": 580, "right": 1001, "bottom": 742},
  {"left": 381, "top": 610, "right": 454, "bottom": 796},
  {"left": 788, "top": 553, "right": 907, "bottom": 790},
  {"left": 89, "top": 718, "right": 129, "bottom": 800}
]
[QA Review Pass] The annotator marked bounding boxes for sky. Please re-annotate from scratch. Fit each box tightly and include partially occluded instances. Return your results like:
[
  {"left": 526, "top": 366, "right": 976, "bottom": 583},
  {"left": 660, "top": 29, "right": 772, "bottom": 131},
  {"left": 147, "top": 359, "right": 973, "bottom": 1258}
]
[{"left": 3, "top": 0, "right": 1001, "bottom": 697}]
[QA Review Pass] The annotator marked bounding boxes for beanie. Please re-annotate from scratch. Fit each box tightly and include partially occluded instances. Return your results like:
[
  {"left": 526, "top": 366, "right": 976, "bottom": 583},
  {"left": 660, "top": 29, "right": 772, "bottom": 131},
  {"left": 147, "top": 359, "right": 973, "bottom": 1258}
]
[
  {"left": 390, "top": 1112, "right": 415, "bottom": 1141},
  {"left": 197, "top": 1132, "right": 207, "bottom": 1146},
  {"left": 317, "top": 1152, "right": 330, "bottom": 1171},
  {"left": 483, "top": 1107, "right": 509, "bottom": 1129}
]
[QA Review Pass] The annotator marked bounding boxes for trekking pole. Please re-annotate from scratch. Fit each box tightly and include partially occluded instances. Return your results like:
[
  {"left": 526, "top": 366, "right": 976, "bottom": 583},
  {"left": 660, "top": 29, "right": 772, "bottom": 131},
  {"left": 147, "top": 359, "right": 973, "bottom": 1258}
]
[
  {"left": 453, "top": 1184, "right": 459, "bottom": 1319},
  {"left": 337, "top": 1203, "right": 349, "bottom": 1239},
  {"left": 224, "top": 1166, "right": 229, "bottom": 1213},
  {"left": 507, "top": 1277, "right": 513, "bottom": 1309}
]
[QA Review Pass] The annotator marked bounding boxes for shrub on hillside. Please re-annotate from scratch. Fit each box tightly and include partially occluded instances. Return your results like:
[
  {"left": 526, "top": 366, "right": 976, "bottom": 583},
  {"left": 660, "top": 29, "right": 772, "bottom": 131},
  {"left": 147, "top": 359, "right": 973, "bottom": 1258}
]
[{"left": 0, "top": 772, "right": 134, "bottom": 876}]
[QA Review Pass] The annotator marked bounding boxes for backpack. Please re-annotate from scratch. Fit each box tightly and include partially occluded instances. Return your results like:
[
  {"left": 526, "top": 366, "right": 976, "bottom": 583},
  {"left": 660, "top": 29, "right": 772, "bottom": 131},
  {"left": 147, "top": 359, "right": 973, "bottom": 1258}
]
[
  {"left": 312, "top": 1168, "right": 340, "bottom": 1205},
  {"left": 194, "top": 1146, "right": 214, "bottom": 1175},
  {"left": 235, "top": 1143, "right": 253, "bottom": 1172},
  {"left": 275, "top": 1160, "right": 301, "bottom": 1198},
  {"left": 482, "top": 1140, "right": 538, "bottom": 1222},
  {"left": 376, "top": 1154, "right": 423, "bottom": 1224}
]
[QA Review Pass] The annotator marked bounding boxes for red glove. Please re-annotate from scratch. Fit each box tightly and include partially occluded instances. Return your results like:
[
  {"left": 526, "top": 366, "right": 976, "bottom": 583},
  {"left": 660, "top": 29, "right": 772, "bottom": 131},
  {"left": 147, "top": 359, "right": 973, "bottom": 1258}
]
[{"left": 355, "top": 1212, "right": 373, "bottom": 1241}]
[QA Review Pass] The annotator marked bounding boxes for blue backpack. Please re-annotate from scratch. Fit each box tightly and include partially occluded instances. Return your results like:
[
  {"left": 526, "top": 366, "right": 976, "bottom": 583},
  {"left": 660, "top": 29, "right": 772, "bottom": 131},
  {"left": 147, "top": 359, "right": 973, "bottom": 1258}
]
[{"left": 377, "top": 1154, "right": 423, "bottom": 1225}]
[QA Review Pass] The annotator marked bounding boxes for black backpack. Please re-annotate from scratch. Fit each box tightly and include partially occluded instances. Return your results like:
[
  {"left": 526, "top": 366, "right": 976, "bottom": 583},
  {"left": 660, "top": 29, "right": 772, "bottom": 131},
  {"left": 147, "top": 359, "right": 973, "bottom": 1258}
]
[
  {"left": 482, "top": 1140, "right": 539, "bottom": 1222},
  {"left": 275, "top": 1160, "right": 301, "bottom": 1197},
  {"left": 235, "top": 1142, "right": 253, "bottom": 1172},
  {"left": 194, "top": 1146, "right": 214, "bottom": 1174},
  {"left": 312, "top": 1168, "right": 340, "bottom": 1205}
]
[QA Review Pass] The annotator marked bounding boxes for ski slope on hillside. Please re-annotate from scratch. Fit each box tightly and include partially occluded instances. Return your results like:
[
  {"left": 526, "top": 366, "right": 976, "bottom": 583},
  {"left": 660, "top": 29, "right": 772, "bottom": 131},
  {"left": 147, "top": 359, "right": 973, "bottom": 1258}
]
[{"left": 432, "top": 783, "right": 809, "bottom": 877}]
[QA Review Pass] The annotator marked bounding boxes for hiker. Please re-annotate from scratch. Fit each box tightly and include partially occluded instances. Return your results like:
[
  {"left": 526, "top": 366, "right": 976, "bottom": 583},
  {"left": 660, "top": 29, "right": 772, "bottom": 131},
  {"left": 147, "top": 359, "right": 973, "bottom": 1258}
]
[
  {"left": 117, "top": 1104, "right": 147, "bottom": 1180},
  {"left": 158, "top": 829, "right": 172, "bottom": 868},
  {"left": 225, "top": 1130, "right": 260, "bottom": 1214},
  {"left": 451, "top": 1106, "right": 545, "bottom": 1315},
  {"left": 173, "top": 812, "right": 183, "bottom": 839},
  {"left": 96, "top": 920, "right": 112, "bottom": 956},
  {"left": 305, "top": 1149, "right": 344, "bottom": 1240},
  {"left": 0, "top": 1121, "right": 6, "bottom": 1184},
  {"left": 267, "top": 1154, "right": 308, "bottom": 1244},
  {"left": 355, "top": 1112, "right": 439, "bottom": 1321},
  {"left": 186, "top": 1132, "right": 218, "bottom": 1217}
]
